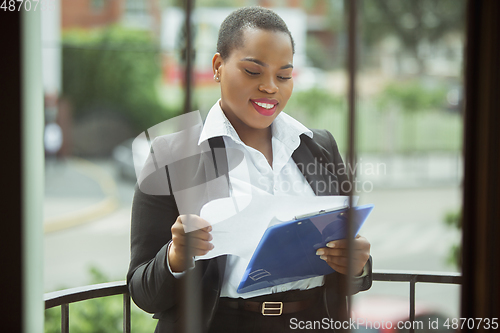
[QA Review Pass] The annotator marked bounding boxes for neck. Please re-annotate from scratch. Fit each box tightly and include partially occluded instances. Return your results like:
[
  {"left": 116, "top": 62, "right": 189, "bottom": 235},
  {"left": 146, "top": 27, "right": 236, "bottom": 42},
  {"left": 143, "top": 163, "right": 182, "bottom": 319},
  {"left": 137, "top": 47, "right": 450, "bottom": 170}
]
[
  {"left": 220, "top": 107, "right": 273, "bottom": 148},
  {"left": 235, "top": 124, "right": 273, "bottom": 167},
  {"left": 221, "top": 108, "right": 273, "bottom": 166},
  {"left": 235, "top": 124, "right": 272, "bottom": 148}
]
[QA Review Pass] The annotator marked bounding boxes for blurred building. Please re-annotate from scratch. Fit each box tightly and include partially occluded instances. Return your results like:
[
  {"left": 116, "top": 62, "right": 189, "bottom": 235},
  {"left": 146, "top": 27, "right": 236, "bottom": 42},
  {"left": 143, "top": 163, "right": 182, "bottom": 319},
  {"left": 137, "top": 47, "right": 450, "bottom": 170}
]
[{"left": 61, "top": 0, "right": 162, "bottom": 36}]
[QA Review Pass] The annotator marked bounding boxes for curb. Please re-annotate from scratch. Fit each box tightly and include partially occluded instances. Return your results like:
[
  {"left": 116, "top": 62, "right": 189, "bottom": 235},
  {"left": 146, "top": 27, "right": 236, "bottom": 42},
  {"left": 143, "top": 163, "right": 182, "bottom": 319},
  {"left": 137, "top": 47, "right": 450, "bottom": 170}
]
[{"left": 44, "top": 158, "right": 120, "bottom": 234}]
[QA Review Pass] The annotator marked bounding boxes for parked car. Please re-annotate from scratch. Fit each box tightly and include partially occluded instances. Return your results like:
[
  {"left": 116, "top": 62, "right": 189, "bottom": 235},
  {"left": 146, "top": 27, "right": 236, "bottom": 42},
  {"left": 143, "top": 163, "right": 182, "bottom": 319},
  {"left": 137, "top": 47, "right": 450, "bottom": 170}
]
[{"left": 112, "top": 137, "right": 150, "bottom": 182}]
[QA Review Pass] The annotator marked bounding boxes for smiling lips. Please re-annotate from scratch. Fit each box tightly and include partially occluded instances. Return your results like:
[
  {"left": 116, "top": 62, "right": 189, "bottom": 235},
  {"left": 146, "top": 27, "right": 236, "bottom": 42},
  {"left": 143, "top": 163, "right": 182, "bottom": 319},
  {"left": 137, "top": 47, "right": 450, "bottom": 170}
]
[{"left": 250, "top": 98, "right": 279, "bottom": 116}]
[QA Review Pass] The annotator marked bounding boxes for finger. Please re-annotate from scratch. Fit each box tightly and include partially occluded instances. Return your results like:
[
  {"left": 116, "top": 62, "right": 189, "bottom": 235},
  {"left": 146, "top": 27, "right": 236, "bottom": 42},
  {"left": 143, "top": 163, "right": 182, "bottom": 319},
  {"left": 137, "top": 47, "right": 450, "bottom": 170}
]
[
  {"left": 171, "top": 236, "right": 214, "bottom": 254},
  {"left": 172, "top": 243, "right": 213, "bottom": 257},
  {"left": 317, "top": 248, "right": 365, "bottom": 257},
  {"left": 179, "top": 214, "right": 212, "bottom": 233},
  {"left": 318, "top": 252, "right": 367, "bottom": 266},
  {"left": 172, "top": 223, "right": 212, "bottom": 243},
  {"left": 171, "top": 219, "right": 186, "bottom": 236},
  {"left": 325, "top": 239, "right": 347, "bottom": 249},
  {"left": 187, "top": 228, "right": 213, "bottom": 241},
  {"left": 190, "top": 241, "right": 214, "bottom": 255},
  {"left": 317, "top": 248, "right": 369, "bottom": 261},
  {"left": 172, "top": 232, "right": 213, "bottom": 248},
  {"left": 316, "top": 248, "right": 348, "bottom": 257},
  {"left": 326, "top": 236, "right": 369, "bottom": 250},
  {"left": 320, "top": 255, "right": 366, "bottom": 275},
  {"left": 189, "top": 238, "right": 214, "bottom": 252},
  {"left": 321, "top": 255, "right": 349, "bottom": 267}
]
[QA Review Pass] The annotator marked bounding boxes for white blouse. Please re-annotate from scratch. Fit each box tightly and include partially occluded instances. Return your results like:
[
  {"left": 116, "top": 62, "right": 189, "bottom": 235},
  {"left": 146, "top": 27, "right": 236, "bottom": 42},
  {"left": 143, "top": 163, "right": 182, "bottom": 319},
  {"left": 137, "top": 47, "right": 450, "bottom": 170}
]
[{"left": 196, "top": 101, "right": 325, "bottom": 299}]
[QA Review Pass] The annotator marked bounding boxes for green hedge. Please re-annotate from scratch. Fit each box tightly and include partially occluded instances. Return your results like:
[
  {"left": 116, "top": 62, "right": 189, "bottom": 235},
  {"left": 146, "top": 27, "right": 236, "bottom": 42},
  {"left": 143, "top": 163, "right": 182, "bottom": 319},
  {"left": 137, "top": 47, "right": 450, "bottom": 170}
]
[
  {"left": 62, "top": 27, "right": 178, "bottom": 132},
  {"left": 45, "top": 267, "right": 157, "bottom": 333}
]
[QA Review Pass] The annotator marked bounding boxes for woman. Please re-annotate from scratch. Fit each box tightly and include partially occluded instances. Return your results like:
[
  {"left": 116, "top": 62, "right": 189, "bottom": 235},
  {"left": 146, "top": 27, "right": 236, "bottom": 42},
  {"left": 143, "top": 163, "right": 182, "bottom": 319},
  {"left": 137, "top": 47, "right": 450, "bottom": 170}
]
[{"left": 128, "top": 7, "right": 372, "bottom": 332}]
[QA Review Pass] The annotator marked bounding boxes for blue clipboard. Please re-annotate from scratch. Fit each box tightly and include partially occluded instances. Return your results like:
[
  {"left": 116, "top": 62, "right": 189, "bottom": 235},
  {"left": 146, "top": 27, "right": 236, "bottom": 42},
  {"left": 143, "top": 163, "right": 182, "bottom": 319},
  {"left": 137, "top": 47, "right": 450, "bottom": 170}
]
[{"left": 237, "top": 204, "right": 374, "bottom": 294}]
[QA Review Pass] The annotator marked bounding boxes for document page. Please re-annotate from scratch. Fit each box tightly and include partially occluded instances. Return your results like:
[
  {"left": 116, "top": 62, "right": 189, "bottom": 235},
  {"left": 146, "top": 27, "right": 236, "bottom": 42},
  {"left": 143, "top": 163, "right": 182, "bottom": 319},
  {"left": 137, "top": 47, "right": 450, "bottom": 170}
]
[{"left": 196, "top": 195, "right": 358, "bottom": 261}]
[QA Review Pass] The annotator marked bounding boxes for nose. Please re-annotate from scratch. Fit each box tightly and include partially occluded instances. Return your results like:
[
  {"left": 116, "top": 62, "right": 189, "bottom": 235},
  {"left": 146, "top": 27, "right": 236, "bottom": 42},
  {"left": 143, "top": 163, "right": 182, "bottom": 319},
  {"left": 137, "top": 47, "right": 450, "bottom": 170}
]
[{"left": 258, "top": 77, "right": 279, "bottom": 94}]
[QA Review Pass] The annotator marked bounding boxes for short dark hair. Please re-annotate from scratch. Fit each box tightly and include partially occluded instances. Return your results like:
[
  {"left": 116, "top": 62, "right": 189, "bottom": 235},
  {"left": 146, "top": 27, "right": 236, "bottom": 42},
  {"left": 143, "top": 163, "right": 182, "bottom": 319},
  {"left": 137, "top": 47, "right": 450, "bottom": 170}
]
[{"left": 216, "top": 6, "right": 295, "bottom": 59}]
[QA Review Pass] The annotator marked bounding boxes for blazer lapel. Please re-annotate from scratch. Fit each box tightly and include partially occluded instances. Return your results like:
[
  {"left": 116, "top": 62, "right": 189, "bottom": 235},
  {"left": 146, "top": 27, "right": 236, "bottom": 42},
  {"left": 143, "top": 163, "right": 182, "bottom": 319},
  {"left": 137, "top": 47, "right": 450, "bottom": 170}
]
[{"left": 292, "top": 133, "right": 340, "bottom": 196}]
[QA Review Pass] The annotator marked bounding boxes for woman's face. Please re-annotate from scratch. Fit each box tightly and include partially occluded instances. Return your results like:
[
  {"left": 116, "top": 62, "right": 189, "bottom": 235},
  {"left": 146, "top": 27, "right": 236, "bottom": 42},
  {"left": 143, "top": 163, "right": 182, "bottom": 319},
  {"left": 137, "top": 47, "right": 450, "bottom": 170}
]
[{"left": 213, "top": 28, "right": 294, "bottom": 132}]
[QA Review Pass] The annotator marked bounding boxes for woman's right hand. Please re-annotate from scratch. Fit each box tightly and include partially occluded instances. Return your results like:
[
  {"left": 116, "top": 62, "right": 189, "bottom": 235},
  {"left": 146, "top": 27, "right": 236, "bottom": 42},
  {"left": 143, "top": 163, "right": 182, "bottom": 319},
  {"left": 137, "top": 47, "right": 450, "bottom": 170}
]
[{"left": 168, "top": 214, "right": 214, "bottom": 273}]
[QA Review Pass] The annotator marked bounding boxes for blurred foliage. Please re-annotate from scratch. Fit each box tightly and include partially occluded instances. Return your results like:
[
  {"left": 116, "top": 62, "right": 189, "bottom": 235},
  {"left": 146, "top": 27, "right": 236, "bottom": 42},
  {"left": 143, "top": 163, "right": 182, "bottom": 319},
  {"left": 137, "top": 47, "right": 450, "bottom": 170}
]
[
  {"left": 444, "top": 210, "right": 461, "bottom": 229},
  {"left": 168, "top": 0, "right": 245, "bottom": 7},
  {"left": 62, "top": 26, "right": 177, "bottom": 132},
  {"left": 306, "top": 35, "right": 335, "bottom": 70},
  {"left": 287, "top": 88, "right": 345, "bottom": 120},
  {"left": 361, "top": 0, "right": 465, "bottom": 73},
  {"left": 444, "top": 210, "right": 462, "bottom": 268},
  {"left": 196, "top": 0, "right": 244, "bottom": 7},
  {"left": 376, "top": 80, "right": 448, "bottom": 113},
  {"left": 45, "top": 266, "right": 157, "bottom": 333},
  {"left": 374, "top": 80, "right": 449, "bottom": 152},
  {"left": 281, "top": 85, "right": 461, "bottom": 154}
]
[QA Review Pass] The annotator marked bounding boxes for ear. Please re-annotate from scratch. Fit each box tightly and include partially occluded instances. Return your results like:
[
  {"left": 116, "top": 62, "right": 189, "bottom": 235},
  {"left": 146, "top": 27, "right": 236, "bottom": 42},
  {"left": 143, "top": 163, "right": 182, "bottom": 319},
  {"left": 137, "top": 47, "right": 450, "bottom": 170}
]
[{"left": 212, "top": 53, "right": 223, "bottom": 76}]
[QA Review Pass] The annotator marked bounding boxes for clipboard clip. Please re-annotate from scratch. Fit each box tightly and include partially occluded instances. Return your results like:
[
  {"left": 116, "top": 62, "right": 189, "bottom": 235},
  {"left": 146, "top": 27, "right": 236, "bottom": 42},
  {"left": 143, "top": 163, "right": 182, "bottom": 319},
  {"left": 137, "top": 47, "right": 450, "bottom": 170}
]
[{"left": 293, "top": 205, "right": 348, "bottom": 220}]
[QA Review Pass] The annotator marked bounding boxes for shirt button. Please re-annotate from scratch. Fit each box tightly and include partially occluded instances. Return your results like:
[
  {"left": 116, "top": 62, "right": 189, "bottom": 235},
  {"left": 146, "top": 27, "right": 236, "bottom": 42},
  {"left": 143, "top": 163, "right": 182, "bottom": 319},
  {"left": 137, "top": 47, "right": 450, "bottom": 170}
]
[{"left": 281, "top": 286, "right": 287, "bottom": 292}]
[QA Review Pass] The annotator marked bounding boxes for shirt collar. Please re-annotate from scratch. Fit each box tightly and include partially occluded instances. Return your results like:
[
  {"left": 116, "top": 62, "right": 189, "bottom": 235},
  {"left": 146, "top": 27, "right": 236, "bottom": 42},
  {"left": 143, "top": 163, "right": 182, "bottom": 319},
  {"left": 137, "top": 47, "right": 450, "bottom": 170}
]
[
  {"left": 198, "top": 100, "right": 240, "bottom": 146},
  {"left": 198, "top": 99, "right": 313, "bottom": 149}
]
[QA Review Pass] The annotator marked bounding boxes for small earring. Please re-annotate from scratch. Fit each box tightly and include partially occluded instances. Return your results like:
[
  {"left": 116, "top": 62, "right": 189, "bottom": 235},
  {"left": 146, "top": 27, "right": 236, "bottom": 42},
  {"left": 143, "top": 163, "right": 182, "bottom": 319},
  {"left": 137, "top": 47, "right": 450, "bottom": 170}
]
[{"left": 214, "top": 72, "right": 220, "bottom": 82}]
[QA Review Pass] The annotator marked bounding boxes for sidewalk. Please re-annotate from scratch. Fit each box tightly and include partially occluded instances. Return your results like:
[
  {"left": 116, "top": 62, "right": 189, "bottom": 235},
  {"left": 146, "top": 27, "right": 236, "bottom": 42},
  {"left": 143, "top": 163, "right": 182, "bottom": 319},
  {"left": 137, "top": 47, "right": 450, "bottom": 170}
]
[{"left": 44, "top": 158, "right": 119, "bottom": 233}]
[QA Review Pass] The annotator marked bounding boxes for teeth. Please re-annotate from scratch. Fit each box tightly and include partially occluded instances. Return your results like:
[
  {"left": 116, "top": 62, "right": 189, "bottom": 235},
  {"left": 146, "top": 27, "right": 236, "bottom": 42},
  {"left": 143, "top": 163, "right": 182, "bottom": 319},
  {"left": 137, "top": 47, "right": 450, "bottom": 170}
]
[{"left": 254, "top": 101, "right": 275, "bottom": 109}]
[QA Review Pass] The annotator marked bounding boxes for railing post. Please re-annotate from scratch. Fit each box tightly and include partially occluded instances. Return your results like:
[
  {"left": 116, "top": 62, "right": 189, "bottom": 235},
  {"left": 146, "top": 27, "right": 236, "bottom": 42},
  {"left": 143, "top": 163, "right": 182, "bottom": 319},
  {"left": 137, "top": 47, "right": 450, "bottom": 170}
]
[
  {"left": 61, "top": 303, "right": 69, "bottom": 333},
  {"left": 123, "top": 293, "right": 131, "bottom": 333},
  {"left": 409, "top": 276, "right": 416, "bottom": 333}
]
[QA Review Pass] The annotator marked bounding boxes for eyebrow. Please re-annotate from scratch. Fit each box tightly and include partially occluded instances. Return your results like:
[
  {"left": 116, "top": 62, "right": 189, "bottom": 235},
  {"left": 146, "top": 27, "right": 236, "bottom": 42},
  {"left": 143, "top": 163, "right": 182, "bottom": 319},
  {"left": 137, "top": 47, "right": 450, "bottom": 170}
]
[{"left": 240, "top": 57, "right": 293, "bottom": 70}]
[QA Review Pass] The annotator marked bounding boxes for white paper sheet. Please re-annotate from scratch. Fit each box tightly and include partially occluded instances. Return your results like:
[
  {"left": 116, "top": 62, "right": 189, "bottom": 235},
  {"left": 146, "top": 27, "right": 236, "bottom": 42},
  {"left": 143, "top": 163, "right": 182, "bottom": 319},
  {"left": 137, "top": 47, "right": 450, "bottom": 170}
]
[{"left": 196, "top": 195, "right": 358, "bottom": 261}]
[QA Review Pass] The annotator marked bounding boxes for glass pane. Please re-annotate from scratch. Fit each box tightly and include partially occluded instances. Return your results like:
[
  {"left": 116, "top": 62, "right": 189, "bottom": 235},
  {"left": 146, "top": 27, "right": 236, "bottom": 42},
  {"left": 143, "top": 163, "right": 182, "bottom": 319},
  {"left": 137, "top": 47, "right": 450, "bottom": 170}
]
[
  {"left": 43, "top": 0, "right": 174, "bottom": 330},
  {"left": 42, "top": 0, "right": 465, "bottom": 330},
  {"left": 353, "top": 0, "right": 465, "bottom": 321}
]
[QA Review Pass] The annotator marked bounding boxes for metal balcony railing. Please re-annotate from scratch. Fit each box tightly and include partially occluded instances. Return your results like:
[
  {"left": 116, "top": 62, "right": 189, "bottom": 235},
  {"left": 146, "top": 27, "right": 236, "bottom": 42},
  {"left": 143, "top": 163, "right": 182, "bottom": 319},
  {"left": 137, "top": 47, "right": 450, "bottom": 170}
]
[
  {"left": 44, "top": 281, "right": 131, "bottom": 333},
  {"left": 372, "top": 270, "right": 462, "bottom": 333},
  {"left": 43, "top": 270, "right": 462, "bottom": 333}
]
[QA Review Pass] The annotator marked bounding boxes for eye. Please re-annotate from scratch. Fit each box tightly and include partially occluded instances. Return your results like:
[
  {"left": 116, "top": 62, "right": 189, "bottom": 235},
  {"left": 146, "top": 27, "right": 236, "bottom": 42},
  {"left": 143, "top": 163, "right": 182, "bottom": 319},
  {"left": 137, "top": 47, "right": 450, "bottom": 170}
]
[
  {"left": 278, "top": 76, "right": 292, "bottom": 80},
  {"left": 245, "top": 69, "right": 260, "bottom": 76}
]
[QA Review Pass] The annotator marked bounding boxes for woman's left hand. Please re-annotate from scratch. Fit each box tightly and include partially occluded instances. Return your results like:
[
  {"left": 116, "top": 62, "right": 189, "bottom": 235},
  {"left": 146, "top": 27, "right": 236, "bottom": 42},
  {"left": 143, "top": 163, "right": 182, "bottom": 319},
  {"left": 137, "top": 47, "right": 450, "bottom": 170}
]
[{"left": 316, "top": 235, "right": 370, "bottom": 276}]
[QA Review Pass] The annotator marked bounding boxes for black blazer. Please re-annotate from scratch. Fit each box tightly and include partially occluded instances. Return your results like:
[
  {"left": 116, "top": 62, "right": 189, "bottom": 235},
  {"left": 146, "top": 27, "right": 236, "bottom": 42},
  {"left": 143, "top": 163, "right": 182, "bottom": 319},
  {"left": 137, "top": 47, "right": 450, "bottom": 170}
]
[{"left": 127, "top": 129, "right": 372, "bottom": 332}]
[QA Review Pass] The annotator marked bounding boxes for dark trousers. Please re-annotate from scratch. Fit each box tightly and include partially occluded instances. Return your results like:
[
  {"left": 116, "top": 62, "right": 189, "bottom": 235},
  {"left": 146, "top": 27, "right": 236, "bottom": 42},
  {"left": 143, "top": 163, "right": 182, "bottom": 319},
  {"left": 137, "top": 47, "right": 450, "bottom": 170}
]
[{"left": 208, "top": 287, "right": 335, "bottom": 333}]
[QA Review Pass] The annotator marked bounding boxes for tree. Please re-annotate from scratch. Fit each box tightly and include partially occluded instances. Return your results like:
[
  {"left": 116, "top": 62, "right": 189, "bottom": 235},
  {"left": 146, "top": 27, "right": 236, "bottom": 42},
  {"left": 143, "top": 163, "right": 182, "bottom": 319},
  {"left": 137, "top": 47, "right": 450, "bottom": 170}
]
[{"left": 361, "top": 0, "right": 465, "bottom": 74}]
